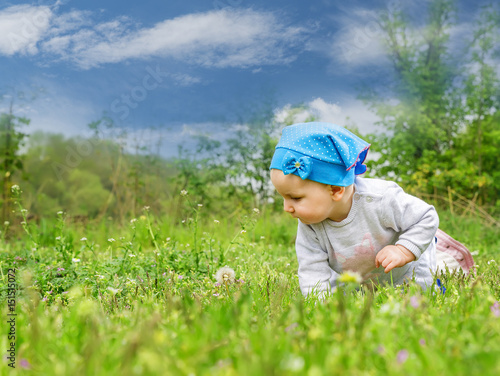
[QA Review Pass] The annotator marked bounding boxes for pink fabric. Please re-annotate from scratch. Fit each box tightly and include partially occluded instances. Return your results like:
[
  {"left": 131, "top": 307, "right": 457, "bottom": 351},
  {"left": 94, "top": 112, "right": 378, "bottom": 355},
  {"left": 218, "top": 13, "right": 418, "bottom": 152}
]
[{"left": 435, "top": 228, "right": 475, "bottom": 274}]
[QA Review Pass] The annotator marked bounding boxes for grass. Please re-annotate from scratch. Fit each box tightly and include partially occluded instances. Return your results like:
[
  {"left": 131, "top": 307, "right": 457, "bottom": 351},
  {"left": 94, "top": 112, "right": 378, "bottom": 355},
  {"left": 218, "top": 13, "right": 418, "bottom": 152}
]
[{"left": 1, "top": 193, "right": 500, "bottom": 376}]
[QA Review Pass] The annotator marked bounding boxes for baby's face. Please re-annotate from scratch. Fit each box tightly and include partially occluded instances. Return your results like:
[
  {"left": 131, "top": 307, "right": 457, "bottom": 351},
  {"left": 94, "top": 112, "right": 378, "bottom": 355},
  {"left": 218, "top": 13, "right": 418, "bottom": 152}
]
[{"left": 270, "top": 169, "right": 339, "bottom": 224}]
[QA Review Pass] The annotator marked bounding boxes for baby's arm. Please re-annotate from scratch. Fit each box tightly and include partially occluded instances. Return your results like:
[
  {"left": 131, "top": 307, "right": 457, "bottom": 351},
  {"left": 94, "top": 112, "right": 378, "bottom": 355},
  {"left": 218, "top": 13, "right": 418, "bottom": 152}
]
[
  {"left": 296, "top": 222, "right": 338, "bottom": 297},
  {"left": 376, "top": 183, "right": 439, "bottom": 273}
]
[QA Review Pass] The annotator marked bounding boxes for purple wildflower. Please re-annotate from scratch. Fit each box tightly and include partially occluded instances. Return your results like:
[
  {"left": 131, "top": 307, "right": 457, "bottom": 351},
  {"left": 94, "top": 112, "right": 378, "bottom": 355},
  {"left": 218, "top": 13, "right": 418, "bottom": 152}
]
[
  {"left": 178, "top": 275, "right": 184, "bottom": 280},
  {"left": 19, "top": 359, "right": 31, "bottom": 369},
  {"left": 213, "top": 293, "right": 220, "bottom": 297},
  {"left": 215, "top": 282, "right": 221, "bottom": 287},
  {"left": 57, "top": 267, "right": 65, "bottom": 271},
  {"left": 377, "top": 345, "right": 385, "bottom": 355},
  {"left": 491, "top": 301, "right": 500, "bottom": 317},
  {"left": 419, "top": 339, "right": 426, "bottom": 346},
  {"left": 410, "top": 296, "right": 420, "bottom": 309},
  {"left": 42, "top": 297, "right": 48, "bottom": 302},
  {"left": 397, "top": 350, "right": 409, "bottom": 364}
]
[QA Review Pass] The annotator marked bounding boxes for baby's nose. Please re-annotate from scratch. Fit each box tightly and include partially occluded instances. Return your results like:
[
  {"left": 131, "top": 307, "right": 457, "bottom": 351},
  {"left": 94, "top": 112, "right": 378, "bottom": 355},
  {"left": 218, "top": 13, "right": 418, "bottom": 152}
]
[{"left": 283, "top": 200, "right": 294, "bottom": 213}]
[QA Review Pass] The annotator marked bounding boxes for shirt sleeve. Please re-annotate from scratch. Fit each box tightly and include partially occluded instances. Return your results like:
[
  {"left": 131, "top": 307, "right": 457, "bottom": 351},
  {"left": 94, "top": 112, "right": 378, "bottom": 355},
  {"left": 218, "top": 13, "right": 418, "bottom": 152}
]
[
  {"left": 295, "top": 221, "right": 339, "bottom": 297},
  {"left": 381, "top": 184, "right": 439, "bottom": 260}
]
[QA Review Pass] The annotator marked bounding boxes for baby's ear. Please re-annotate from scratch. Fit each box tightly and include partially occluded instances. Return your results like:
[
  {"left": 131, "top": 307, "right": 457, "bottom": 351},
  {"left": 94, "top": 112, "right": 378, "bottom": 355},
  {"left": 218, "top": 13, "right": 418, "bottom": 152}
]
[{"left": 329, "top": 185, "right": 345, "bottom": 201}]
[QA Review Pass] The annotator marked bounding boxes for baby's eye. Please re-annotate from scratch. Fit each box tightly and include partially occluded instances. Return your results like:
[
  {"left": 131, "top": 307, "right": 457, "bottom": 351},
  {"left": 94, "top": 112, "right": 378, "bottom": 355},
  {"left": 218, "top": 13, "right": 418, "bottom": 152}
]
[{"left": 290, "top": 197, "right": 302, "bottom": 201}]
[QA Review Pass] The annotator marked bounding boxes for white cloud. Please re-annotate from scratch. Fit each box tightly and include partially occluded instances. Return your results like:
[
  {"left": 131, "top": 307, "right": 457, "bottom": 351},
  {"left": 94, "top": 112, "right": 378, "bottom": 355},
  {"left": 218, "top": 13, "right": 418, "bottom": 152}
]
[
  {"left": 274, "top": 97, "right": 380, "bottom": 135},
  {"left": 53, "top": 9, "right": 305, "bottom": 69},
  {"left": 0, "top": 5, "right": 53, "bottom": 55},
  {"left": 0, "top": 5, "right": 307, "bottom": 70},
  {"left": 326, "top": 8, "right": 388, "bottom": 68}
]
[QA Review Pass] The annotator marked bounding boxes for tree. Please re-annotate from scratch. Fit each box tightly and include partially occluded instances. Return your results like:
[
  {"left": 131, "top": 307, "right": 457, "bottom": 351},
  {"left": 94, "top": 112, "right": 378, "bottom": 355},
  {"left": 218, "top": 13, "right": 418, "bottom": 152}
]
[
  {"left": 361, "top": 0, "right": 500, "bottom": 210},
  {"left": 0, "top": 101, "right": 29, "bottom": 222}
]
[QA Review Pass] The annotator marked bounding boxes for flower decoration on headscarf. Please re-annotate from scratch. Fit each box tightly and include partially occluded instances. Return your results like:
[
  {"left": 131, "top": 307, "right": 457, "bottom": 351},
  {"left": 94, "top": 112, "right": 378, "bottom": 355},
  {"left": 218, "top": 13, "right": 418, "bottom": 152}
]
[{"left": 281, "top": 151, "right": 312, "bottom": 180}]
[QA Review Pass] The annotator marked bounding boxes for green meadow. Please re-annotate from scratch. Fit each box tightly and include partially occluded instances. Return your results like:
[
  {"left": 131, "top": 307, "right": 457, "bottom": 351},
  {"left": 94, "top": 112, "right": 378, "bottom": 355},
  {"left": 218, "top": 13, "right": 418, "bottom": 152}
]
[{"left": 1, "top": 191, "right": 499, "bottom": 376}]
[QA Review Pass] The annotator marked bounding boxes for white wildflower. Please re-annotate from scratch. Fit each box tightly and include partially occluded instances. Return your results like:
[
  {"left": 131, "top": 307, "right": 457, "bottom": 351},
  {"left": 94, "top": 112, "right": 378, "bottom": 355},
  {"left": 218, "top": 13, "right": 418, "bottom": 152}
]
[
  {"left": 108, "top": 238, "right": 115, "bottom": 242},
  {"left": 80, "top": 237, "right": 87, "bottom": 241},
  {"left": 240, "top": 230, "right": 247, "bottom": 234},
  {"left": 180, "top": 190, "right": 188, "bottom": 196},
  {"left": 253, "top": 208, "right": 260, "bottom": 214},
  {"left": 72, "top": 258, "right": 81, "bottom": 263},
  {"left": 11, "top": 184, "right": 20, "bottom": 193},
  {"left": 107, "top": 287, "right": 121, "bottom": 295},
  {"left": 197, "top": 204, "right": 203, "bottom": 207},
  {"left": 215, "top": 267, "right": 236, "bottom": 284},
  {"left": 214, "top": 220, "right": 220, "bottom": 224},
  {"left": 57, "top": 211, "right": 63, "bottom": 215}
]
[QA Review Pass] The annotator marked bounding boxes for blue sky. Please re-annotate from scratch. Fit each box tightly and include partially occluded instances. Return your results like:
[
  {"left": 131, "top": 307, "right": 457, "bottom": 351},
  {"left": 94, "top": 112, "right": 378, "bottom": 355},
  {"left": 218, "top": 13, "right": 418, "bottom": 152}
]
[{"left": 0, "top": 0, "right": 492, "bottom": 157}]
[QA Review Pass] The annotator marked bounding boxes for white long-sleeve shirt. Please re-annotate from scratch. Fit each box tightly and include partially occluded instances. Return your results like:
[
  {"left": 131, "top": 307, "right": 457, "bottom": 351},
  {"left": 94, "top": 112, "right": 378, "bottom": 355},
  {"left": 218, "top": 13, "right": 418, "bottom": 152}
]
[{"left": 295, "top": 177, "right": 439, "bottom": 296}]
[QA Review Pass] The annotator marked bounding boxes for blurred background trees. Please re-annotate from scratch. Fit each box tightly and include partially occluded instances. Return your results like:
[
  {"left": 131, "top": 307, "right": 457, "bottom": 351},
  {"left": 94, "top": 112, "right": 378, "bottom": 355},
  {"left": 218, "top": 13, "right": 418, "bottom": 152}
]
[
  {"left": 0, "top": 0, "right": 498, "bottom": 225},
  {"left": 362, "top": 0, "right": 500, "bottom": 209}
]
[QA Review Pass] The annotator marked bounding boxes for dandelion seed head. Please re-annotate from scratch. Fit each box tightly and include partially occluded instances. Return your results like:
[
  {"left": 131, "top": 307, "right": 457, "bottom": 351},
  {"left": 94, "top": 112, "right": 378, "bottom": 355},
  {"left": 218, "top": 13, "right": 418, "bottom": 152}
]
[{"left": 215, "top": 267, "right": 236, "bottom": 284}]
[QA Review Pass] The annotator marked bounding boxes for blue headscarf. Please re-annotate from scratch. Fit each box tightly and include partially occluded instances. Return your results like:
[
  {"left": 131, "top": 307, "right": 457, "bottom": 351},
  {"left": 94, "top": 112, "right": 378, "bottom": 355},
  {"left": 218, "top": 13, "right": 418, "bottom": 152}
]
[{"left": 270, "top": 122, "right": 370, "bottom": 186}]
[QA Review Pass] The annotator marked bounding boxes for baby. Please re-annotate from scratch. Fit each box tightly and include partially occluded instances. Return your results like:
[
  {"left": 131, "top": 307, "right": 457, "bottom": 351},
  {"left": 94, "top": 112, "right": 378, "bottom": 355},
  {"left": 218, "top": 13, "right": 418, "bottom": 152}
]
[{"left": 270, "top": 122, "right": 439, "bottom": 296}]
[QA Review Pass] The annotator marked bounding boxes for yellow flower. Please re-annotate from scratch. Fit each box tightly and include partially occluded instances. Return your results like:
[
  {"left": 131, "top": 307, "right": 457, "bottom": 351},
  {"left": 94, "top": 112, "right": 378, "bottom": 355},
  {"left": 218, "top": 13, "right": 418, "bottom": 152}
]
[{"left": 338, "top": 270, "right": 363, "bottom": 284}]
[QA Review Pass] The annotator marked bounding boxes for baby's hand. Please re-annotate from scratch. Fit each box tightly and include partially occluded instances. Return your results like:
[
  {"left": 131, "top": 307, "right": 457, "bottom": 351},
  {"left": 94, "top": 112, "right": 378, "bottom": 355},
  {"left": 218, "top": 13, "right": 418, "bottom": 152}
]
[{"left": 375, "top": 245, "right": 416, "bottom": 273}]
